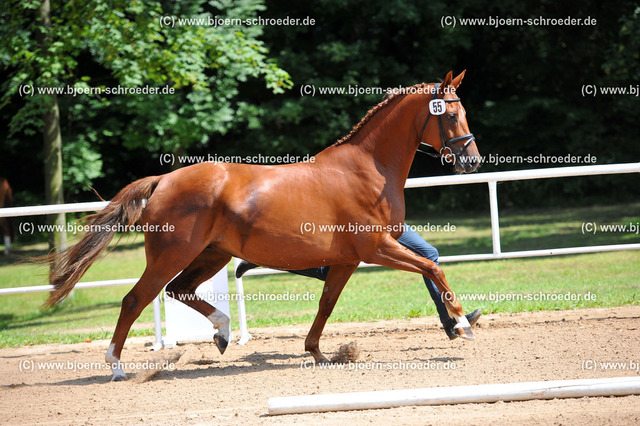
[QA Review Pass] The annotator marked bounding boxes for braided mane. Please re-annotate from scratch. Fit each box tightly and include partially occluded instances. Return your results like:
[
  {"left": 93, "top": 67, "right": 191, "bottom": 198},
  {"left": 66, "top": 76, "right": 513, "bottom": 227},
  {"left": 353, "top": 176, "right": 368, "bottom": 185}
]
[{"left": 333, "top": 82, "right": 432, "bottom": 146}]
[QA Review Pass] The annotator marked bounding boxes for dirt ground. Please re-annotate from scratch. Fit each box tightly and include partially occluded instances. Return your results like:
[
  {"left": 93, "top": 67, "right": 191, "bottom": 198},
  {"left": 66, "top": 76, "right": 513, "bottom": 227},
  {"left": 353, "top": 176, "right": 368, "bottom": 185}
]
[{"left": 1, "top": 306, "right": 640, "bottom": 425}]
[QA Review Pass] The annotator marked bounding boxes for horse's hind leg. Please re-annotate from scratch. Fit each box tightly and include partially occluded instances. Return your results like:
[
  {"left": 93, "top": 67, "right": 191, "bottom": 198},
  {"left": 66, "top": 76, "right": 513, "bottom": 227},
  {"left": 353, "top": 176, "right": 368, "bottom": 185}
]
[
  {"left": 305, "top": 263, "right": 358, "bottom": 363},
  {"left": 106, "top": 268, "right": 175, "bottom": 381},
  {"left": 106, "top": 242, "right": 209, "bottom": 381},
  {"left": 165, "top": 249, "right": 233, "bottom": 354}
]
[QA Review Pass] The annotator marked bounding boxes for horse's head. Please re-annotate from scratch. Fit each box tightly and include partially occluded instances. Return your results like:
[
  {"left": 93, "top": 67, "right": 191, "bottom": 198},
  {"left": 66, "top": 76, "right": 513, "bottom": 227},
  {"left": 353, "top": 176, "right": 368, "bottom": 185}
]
[{"left": 417, "top": 70, "right": 480, "bottom": 173}]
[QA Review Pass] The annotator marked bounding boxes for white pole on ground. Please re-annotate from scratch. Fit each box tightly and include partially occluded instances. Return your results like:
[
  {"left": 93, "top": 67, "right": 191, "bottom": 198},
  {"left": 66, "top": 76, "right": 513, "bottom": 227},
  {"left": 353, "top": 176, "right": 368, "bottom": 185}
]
[{"left": 268, "top": 376, "right": 640, "bottom": 415}]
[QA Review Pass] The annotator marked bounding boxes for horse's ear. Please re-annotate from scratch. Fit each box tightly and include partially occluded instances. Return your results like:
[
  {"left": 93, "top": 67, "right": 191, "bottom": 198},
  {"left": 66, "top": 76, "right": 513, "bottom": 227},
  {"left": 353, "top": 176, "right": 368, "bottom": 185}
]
[
  {"left": 442, "top": 71, "right": 453, "bottom": 88},
  {"left": 451, "top": 70, "right": 466, "bottom": 89}
]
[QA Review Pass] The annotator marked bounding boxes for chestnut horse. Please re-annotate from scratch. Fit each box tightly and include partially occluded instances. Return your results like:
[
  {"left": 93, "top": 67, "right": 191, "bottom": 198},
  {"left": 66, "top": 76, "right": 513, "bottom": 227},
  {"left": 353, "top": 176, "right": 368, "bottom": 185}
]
[
  {"left": 0, "top": 177, "right": 14, "bottom": 256},
  {"left": 46, "top": 70, "right": 480, "bottom": 381}
]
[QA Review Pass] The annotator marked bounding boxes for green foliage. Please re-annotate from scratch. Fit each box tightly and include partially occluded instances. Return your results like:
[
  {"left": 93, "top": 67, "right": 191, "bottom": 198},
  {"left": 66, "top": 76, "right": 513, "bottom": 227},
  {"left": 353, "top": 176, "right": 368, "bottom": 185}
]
[
  {"left": 0, "top": 0, "right": 292, "bottom": 195},
  {"left": 603, "top": 6, "right": 640, "bottom": 80},
  {"left": 62, "top": 134, "right": 103, "bottom": 195}
]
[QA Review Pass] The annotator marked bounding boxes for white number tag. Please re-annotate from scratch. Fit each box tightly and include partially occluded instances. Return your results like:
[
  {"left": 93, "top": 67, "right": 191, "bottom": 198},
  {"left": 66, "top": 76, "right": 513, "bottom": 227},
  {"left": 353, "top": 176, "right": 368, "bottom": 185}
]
[{"left": 429, "top": 99, "right": 446, "bottom": 115}]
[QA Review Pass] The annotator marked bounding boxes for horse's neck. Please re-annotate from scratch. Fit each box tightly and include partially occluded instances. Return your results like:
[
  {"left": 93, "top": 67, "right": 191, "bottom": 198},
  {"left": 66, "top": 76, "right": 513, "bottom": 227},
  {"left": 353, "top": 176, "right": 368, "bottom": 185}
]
[{"left": 320, "top": 96, "right": 422, "bottom": 188}]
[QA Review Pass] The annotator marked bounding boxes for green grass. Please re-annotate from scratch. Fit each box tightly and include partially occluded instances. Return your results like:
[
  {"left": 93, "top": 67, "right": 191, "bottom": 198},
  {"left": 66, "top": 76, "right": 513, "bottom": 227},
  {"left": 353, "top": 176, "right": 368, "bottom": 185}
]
[{"left": 0, "top": 203, "right": 638, "bottom": 347}]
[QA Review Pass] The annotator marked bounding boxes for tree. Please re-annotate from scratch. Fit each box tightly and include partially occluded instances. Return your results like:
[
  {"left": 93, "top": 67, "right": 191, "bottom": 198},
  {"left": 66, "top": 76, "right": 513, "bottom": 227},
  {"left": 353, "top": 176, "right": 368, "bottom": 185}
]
[
  {"left": 37, "top": 0, "right": 67, "bottom": 252},
  {"left": 0, "top": 0, "right": 292, "bottom": 252}
]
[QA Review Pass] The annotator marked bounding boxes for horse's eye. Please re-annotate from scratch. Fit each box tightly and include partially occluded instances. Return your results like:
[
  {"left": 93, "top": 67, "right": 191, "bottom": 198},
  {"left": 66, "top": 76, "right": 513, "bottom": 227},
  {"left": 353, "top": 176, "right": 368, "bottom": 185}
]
[{"left": 447, "top": 113, "right": 457, "bottom": 121}]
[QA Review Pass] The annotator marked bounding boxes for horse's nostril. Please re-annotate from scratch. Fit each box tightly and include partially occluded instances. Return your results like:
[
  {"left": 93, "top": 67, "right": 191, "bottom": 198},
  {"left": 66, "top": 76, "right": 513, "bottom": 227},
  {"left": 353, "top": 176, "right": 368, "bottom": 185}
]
[{"left": 463, "top": 157, "right": 479, "bottom": 172}]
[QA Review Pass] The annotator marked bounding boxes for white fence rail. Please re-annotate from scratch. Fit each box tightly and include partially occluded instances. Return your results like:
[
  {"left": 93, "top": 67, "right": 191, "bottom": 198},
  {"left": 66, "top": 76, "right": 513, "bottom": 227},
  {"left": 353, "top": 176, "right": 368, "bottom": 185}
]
[{"left": 1, "top": 162, "right": 639, "bottom": 347}]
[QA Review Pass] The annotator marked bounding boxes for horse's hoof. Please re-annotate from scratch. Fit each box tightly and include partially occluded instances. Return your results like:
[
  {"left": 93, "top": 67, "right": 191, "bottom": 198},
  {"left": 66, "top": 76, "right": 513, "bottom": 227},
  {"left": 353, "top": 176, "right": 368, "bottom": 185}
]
[
  {"left": 316, "top": 357, "right": 331, "bottom": 365},
  {"left": 110, "top": 373, "right": 127, "bottom": 382},
  {"left": 214, "top": 333, "right": 228, "bottom": 355},
  {"left": 444, "top": 319, "right": 458, "bottom": 340},
  {"left": 456, "top": 326, "right": 475, "bottom": 340},
  {"left": 467, "top": 309, "right": 482, "bottom": 327},
  {"left": 235, "top": 260, "right": 259, "bottom": 278}
]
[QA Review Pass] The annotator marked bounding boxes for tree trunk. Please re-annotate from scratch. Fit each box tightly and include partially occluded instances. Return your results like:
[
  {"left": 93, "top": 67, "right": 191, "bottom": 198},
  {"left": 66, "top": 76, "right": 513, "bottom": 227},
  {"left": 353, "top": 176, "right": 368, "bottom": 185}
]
[
  {"left": 43, "top": 93, "right": 66, "bottom": 253},
  {"left": 39, "top": 0, "right": 67, "bottom": 259}
]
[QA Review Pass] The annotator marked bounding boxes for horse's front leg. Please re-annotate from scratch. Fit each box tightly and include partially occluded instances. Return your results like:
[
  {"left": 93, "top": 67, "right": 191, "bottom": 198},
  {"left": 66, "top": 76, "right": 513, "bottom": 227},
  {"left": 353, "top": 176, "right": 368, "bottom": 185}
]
[
  {"left": 305, "top": 263, "right": 358, "bottom": 363},
  {"left": 363, "top": 234, "right": 475, "bottom": 340}
]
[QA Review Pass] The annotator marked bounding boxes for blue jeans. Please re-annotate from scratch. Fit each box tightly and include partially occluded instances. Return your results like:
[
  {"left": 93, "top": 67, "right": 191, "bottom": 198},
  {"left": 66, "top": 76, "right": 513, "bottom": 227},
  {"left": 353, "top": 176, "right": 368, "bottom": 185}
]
[{"left": 290, "top": 226, "right": 451, "bottom": 325}]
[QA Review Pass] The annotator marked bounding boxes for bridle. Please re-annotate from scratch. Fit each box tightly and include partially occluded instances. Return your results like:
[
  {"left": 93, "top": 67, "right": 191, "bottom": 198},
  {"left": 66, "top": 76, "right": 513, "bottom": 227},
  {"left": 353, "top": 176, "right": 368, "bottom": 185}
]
[{"left": 417, "top": 83, "right": 475, "bottom": 158}]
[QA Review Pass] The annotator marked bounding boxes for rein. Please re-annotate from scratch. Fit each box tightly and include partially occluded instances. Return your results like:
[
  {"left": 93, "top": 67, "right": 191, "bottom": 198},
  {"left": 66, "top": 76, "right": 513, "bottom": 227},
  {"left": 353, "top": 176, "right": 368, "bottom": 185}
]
[{"left": 417, "top": 83, "right": 475, "bottom": 158}]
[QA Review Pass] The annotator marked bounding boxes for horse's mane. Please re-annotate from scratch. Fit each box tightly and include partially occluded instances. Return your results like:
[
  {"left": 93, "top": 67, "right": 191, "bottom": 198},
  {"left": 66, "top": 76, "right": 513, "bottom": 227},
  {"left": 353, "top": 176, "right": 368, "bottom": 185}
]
[{"left": 333, "top": 82, "right": 432, "bottom": 147}]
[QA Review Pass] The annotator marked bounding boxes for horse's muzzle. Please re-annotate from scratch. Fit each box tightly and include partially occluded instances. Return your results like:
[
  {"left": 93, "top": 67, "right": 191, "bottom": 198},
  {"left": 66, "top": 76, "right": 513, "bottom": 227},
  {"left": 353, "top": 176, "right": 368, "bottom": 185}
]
[{"left": 454, "top": 154, "right": 481, "bottom": 174}]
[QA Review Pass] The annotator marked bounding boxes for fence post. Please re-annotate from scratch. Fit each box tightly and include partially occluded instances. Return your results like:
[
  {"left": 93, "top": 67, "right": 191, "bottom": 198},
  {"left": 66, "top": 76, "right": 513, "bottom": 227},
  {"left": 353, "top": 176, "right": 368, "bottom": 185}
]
[{"left": 488, "top": 180, "right": 501, "bottom": 255}]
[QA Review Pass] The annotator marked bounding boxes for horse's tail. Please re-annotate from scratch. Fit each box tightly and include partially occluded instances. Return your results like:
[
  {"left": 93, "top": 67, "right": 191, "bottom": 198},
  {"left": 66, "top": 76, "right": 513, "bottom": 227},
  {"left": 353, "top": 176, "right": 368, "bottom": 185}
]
[{"left": 45, "top": 175, "right": 161, "bottom": 308}]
